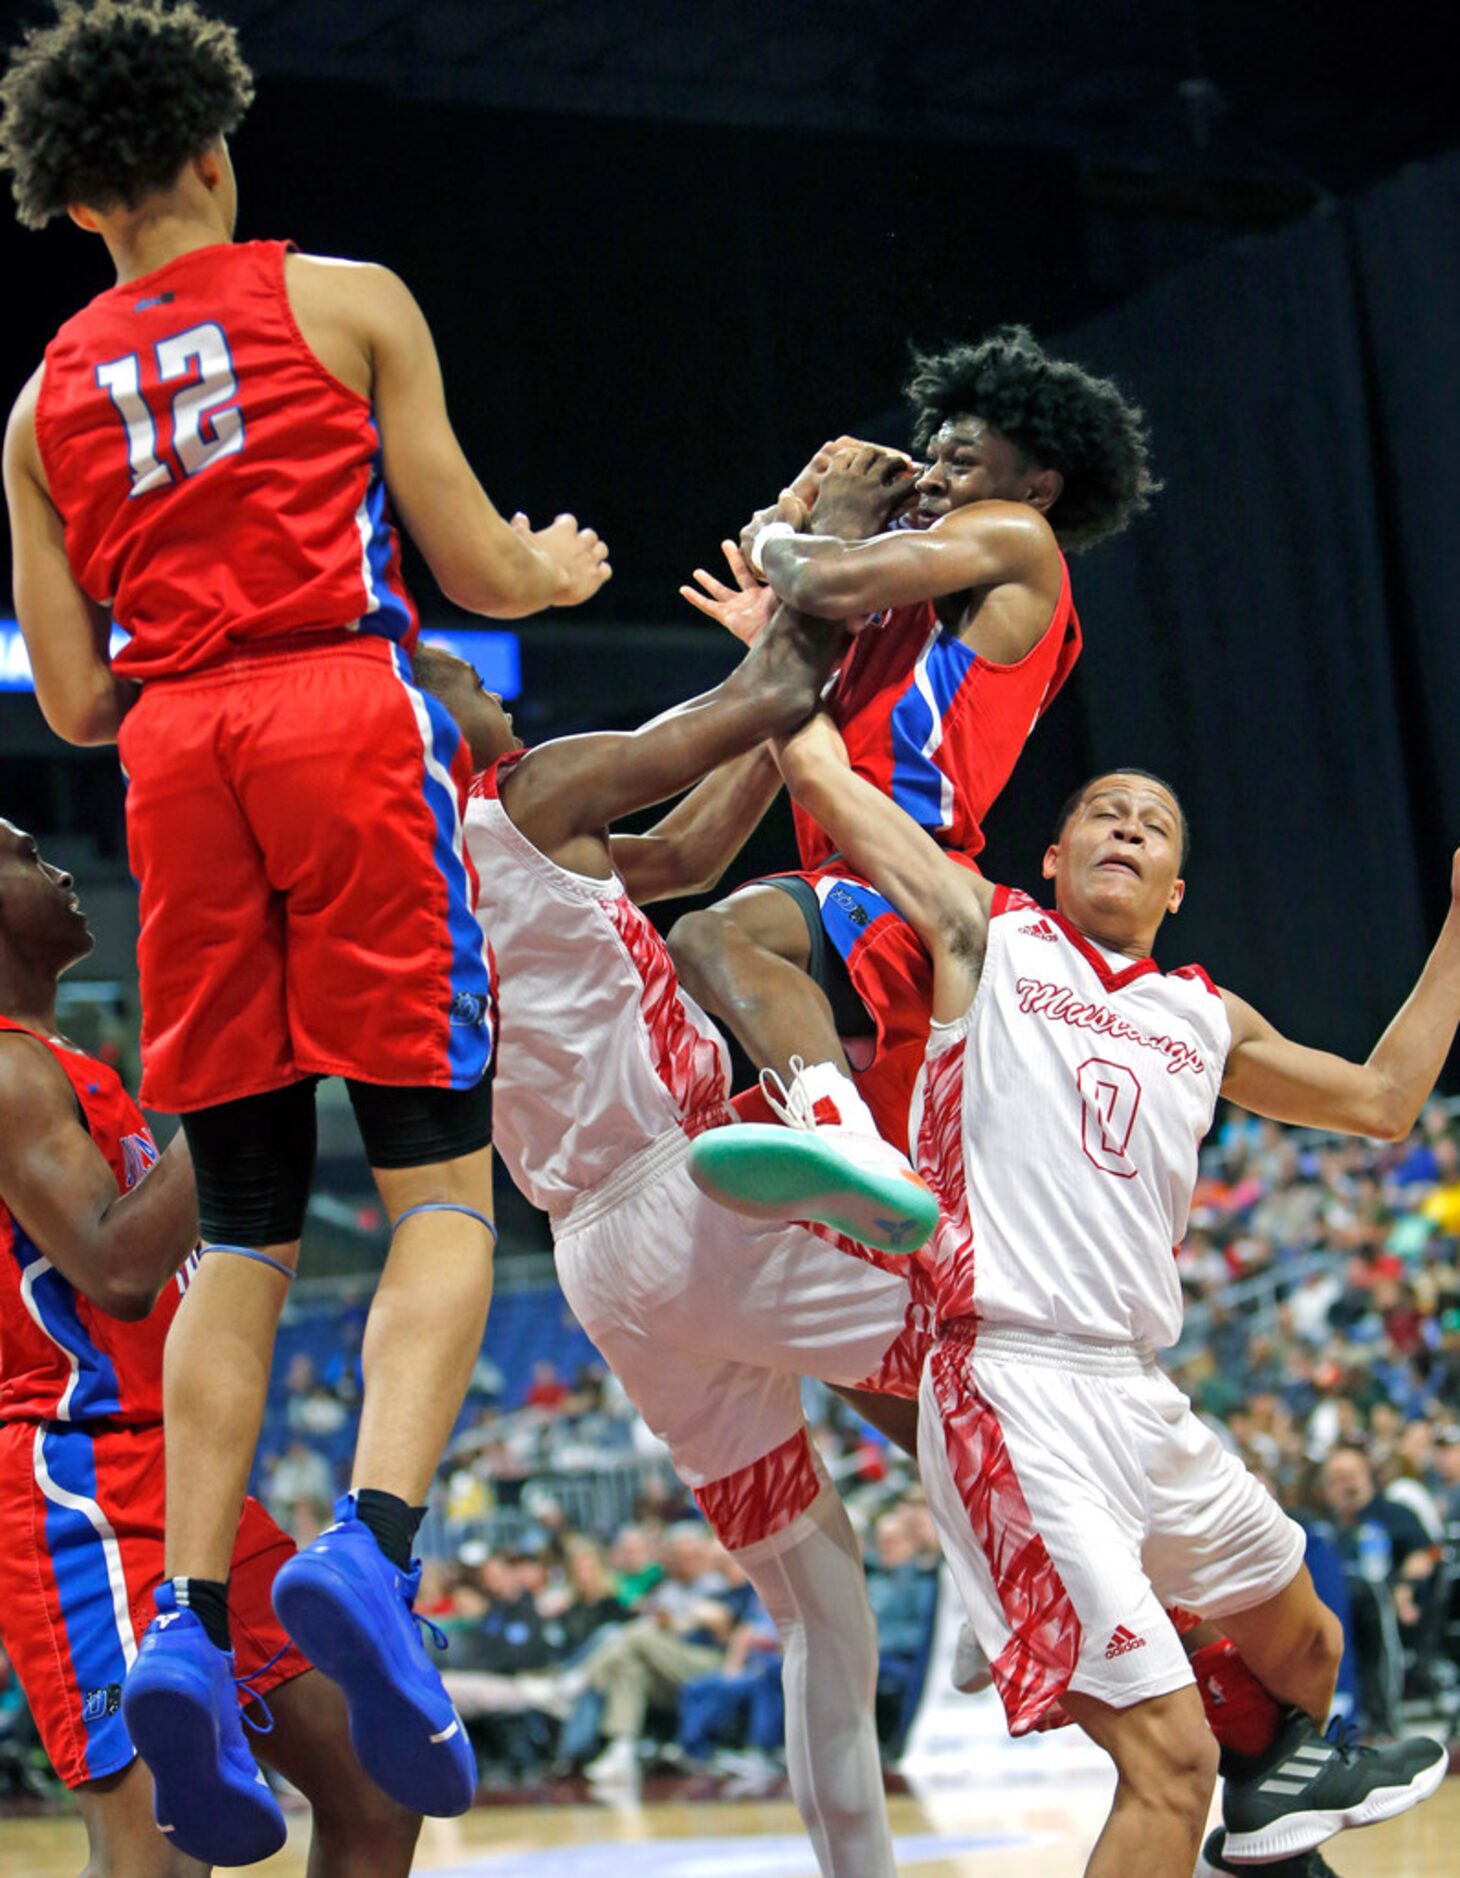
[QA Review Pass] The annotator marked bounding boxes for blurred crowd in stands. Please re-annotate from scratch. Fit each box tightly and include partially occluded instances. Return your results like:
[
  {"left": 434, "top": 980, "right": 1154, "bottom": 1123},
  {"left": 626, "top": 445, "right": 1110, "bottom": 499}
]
[
  {"left": 6, "top": 1102, "right": 1460, "bottom": 1800},
  {"left": 1170, "top": 1100, "right": 1460, "bottom": 1735}
]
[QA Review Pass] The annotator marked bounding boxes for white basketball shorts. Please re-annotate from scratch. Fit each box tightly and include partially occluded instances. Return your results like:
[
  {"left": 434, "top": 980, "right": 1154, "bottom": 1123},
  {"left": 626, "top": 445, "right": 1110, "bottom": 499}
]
[
  {"left": 552, "top": 1126, "right": 917, "bottom": 1489},
  {"left": 917, "top": 1323, "right": 1307, "bottom": 1736}
]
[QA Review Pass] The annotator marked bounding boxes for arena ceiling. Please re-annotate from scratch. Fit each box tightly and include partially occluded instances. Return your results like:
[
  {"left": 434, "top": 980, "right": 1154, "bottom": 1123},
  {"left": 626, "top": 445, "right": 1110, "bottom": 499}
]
[{"left": 219, "top": 0, "right": 1447, "bottom": 201}]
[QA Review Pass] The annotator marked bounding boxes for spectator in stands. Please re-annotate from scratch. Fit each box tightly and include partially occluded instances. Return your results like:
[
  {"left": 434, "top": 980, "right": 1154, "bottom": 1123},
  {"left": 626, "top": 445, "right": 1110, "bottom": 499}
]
[
  {"left": 865, "top": 1509, "right": 938, "bottom": 1742},
  {"left": 525, "top": 1359, "right": 570, "bottom": 1412},
  {"left": 1314, "top": 1443, "right": 1443, "bottom": 1725},
  {"left": 1436, "top": 1427, "right": 1460, "bottom": 1527},
  {"left": 610, "top": 1523, "right": 664, "bottom": 1605},
  {"left": 576, "top": 1527, "right": 754, "bottom": 1786},
  {"left": 263, "top": 1435, "right": 335, "bottom": 1526},
  {"left": 551, "top": 1538, "right": 631, "bottom": 1656},
  {"left": 676, "top": 1605, "right": 785, "bottom": 1779},
  {"left": 1321, "top": 1445, "right": 1442, "bottom": 1609},
  {"left": 472, "top": 1553, "right": 556, "bottom": 1676}
]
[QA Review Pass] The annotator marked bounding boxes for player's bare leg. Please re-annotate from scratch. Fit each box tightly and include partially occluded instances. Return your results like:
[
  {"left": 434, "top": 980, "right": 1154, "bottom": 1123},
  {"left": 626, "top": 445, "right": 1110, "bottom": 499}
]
[
  {"left": 253, "top": 1670, "right": 422, "bottom": 1877},
  {"left": 1063, "top": 1685, "right": 1218, "bottom": 1878},
  {"left": 670, "top": 883, "right": 846, "bottom": 1084},
  {"left": 74, "top": 1759, "right": 208, "bottom": 1878},
  {"left": 1214, "top": 1568, "right": 1340, "bottom": 1723},
  {"left": 162, "top": 1238, "right": 299, "bottom": 1580},
  {"left": 352, "top": 1146, "right": 497, "bottom": 1503},
  {"left": 270, "top": 1145, "right": 495, "bottom": 1824},
  {"left": 674, "top": 888, "right": 938, "bottom": 1254},
  {"left": 1209, "top": 1566, "right": 1448, "bottom": 1863}
]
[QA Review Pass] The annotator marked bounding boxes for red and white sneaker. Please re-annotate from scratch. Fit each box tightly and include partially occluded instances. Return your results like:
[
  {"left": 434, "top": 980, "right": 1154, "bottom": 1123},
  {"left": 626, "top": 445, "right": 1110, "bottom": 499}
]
[{"left": 687, "top": 1057, "right": 940, "bottom": 1255}]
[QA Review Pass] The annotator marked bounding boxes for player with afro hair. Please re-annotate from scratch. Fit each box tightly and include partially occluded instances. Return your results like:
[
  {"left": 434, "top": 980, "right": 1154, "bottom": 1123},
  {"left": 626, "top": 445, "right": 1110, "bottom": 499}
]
[
  {"left": 671, "top": 329, "right": 1159, "bottom": 1231},
  {"left": 0, "top": 0, "right": 254, "bottom": 228},
  {"left": 905, "top": 323, "right": 1158, "bottom": 553}
]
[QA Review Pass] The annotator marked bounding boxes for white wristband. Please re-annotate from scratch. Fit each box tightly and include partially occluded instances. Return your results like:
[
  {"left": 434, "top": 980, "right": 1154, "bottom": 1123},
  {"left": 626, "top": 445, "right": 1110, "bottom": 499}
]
[{"left": 748, "top": 519, "right": 798, "bottom": 577}]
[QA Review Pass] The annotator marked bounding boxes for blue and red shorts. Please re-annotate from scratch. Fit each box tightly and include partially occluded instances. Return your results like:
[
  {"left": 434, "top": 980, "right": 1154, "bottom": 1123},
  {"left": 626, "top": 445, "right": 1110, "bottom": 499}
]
[
  {"left": 118, "top": 635, "right": 493, "bottom": 1113},
  {"left": 0, "top": 1419, "right": 308, "bottom": 1788},
  {"left": 735, "top": 858, "right": 978, "bottom": 1151}
]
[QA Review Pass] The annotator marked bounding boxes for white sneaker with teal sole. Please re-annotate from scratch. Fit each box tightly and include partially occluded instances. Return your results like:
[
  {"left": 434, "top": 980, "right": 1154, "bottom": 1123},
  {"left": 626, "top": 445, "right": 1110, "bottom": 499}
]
[{"left": 687, "top": 1057, "right": 940, "bottom": 1256}]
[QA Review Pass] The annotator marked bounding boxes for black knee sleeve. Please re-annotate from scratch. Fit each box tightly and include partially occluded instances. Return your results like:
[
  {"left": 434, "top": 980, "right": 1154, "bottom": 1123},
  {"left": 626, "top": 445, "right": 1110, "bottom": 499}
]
[
  {"left": 764, "top": 875, "right": 875, "bottom": 1038},
  {"left": 345, "top": 1072, "right": 494, "bottom": 1169},
  {"left": 182, "top": 1079, "right": 319, "bottom": 1244}
]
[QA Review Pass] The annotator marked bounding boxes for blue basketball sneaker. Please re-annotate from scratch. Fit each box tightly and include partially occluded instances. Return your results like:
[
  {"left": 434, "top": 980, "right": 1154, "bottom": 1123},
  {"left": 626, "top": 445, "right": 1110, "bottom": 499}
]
[
  {"left": 120, "top": 1582, "right": 287, "bottom": 1866},
  {"left": 270, "top": 1493, "right": 476, "bottom": 1816}
]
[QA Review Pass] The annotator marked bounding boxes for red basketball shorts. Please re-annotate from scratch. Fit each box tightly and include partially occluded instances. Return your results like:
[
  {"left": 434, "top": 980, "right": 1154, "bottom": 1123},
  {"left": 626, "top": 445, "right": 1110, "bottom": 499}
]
[
  {"left": 118, "top": 635, "right": 494, "bottom": 1113},
  {"left": 735, "top": 858, "right": 979, "bottom": 1151},
  {"left": 0, "top": 1420, "right": 308, "bottom": 1788}
]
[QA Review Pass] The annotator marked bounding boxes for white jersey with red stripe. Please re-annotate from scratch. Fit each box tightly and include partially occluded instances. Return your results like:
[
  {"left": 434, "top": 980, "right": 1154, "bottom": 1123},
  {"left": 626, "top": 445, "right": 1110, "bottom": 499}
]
[
  {"left": 463, "top": 756, "right": 732, "bottom": 1218},
  {"left": 910, "top": 886, "right": 1230, "bottom": 1349}
]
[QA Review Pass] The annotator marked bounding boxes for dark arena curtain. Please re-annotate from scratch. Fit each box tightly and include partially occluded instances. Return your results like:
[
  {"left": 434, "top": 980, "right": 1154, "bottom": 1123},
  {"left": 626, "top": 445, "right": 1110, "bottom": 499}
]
[{"left": 1006, "top": 154, "right": 1460, "bottom": 1067}]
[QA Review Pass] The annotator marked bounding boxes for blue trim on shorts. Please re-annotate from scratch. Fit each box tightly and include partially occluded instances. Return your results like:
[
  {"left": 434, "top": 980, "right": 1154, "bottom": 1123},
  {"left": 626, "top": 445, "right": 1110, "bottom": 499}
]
[
  {"left": 39, "top": 1425, "right": 135, "bottom": 1778},
  {"left": 389, "top": 648, "right": 495, "bottom": 1089},
  {"left": 818, "top": 876, "right": 905, "bottom": 966},
  {"left": 8, "top": 1220, "right": 121, "bottom": 1422}
]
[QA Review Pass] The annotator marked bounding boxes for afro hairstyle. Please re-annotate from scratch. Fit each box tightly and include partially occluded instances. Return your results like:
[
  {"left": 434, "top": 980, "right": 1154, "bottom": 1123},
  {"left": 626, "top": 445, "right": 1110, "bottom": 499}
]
[
  {"left": 0, "top": 1, "right": 254, "bottom": 229},
  {"left": 904, "top": 325, "right": 1159, "bottom": 553}
]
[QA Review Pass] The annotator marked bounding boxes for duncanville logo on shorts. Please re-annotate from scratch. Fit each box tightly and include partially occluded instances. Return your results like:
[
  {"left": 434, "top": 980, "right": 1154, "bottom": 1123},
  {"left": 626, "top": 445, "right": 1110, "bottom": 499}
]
[
  {"left": 1105, "top": 1626, "right": 1147, "bottom": 1659},
  {"left": 450, "top": 991, "right": 489, "bottom": 1028},
  {"left": 82, "top": 1683, "right": 122, "bottom": 1721}
]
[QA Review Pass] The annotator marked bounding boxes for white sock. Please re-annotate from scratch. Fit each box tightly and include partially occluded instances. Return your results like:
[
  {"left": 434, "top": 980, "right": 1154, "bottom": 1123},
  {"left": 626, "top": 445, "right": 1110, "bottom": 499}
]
[
  {"left": 735, "top": 1485, "right": 895, "bottom": 1878},
  {"left": 791, "top": 1059, "right": 883, "bottom": 1142}
]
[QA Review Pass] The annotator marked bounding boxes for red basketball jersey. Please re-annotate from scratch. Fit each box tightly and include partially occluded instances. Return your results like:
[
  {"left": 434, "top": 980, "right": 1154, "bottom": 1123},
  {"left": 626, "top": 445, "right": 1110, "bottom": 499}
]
[
  {"left": 792, "top": 558, "right": 1082, "bottom": 869},
  {"left": 35, "top": 239, "right": 417, "bottom": 680},
  {"left": 0, "top": 1017, "right": 191, "bottom": 1426}
]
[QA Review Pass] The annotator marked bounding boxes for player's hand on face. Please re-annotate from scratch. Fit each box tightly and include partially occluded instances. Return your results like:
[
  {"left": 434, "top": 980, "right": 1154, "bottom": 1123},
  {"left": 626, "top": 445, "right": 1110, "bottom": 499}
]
[
  {"left": 515, "top": 511, "right": 613, "bottom": 606},
  {"left": 783, "top": 435, "right": 915, "bottom": 524},
  {"left": 736, "top": 491, "right": 811, "bottom": 567},
  {"left": 809, "top": 443, "right": 918, "bottom": 540},
  {"left": 679, "top": 540, "right": 777, "bottom": 644}
]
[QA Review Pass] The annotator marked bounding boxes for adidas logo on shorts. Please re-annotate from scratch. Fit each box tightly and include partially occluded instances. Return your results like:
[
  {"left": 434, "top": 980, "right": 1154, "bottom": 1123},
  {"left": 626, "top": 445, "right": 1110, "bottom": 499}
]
[
  {"left": 1105, "top": 1626, "right": 1147, "bottom": 1659},
  {"left": 1019, "top": 919, "right": 1059, "bottom": 941}
]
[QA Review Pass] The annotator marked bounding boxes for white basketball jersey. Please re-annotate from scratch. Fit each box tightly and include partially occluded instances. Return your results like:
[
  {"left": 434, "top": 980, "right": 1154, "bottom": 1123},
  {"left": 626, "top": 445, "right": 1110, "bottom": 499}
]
[
  {"left": 464, "top": 758, "right": 732, "bottom": 1219},
  {"left": 909, "top": 887, "right": 1229, "bottom": 1348}
]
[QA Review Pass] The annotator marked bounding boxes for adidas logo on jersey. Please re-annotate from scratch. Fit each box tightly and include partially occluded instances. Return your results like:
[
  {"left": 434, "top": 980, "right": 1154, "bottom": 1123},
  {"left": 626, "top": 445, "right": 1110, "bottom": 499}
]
[
  {"left": 1019, "top": 919, "right": 1059, "bottom": 941},
  {"left": 1105, "top": 1626, "right": 1147, "bottom": 1659}
]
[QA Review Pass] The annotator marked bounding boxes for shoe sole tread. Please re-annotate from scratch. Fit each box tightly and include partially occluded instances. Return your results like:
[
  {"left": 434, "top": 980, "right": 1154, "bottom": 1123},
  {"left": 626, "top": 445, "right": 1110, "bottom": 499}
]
[{"left": 688, "top": 1128, "right": 935, "bottom": 1253}]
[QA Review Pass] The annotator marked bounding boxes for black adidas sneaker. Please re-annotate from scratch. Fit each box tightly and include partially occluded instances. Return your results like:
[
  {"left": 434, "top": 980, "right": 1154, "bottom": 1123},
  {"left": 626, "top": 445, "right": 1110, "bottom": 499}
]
[
  {"left": 1196, "top": 1826, "right": 1338, "bottom": 1875},
  {"left": 1220, "top": 1707, "right": 1448, "bottom": 1861}
]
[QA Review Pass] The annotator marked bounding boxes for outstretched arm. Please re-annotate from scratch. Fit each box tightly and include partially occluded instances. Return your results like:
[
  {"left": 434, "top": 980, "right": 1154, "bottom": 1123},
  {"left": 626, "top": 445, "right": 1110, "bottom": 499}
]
[
  {"left": 0, "top": 1035, "right": 198, "bottom": 1321},
  {"left": 4, "top": 370, "right": 135, "bottom": 747},
  {"left": 312, "top": 260, "right": 611, "bottom": 617},
  {"left": 761, "top": 499, "right": 1054, "bottom": 622},
  {"left": 502, "top": 606, "right": 841, "bottom": 867},
  {"left": 775, "top": 713, "right": 993, "bottom": 1023},
  {"left": 1221, "top": 850, "right": 1460, "bottom": 1138},
  {"left": 610, "top": 746, "right": 782, "bottom": 904}
]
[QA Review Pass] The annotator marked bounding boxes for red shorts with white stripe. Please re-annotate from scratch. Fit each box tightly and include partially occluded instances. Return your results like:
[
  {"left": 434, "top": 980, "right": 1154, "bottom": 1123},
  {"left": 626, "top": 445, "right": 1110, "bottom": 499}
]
[
  {"left": 0, "top": 1419, "right": 309, "bottom": 1787},
  {"left": 118, "top": 635, "right": 493, "bottom": 1113}
]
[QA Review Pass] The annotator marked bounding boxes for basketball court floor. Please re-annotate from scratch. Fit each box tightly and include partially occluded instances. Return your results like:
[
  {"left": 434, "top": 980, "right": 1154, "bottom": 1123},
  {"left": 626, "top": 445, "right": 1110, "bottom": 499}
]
[{"left": 1, "top": 1778, "right": 1457, "bottom": 1876}]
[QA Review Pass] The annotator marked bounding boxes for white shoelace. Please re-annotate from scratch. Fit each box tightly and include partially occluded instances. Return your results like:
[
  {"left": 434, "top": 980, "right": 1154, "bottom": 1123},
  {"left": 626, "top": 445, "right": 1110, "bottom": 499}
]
[{"left": 757, "top": 1054, "right": 818, "bottom": 1130}]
